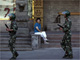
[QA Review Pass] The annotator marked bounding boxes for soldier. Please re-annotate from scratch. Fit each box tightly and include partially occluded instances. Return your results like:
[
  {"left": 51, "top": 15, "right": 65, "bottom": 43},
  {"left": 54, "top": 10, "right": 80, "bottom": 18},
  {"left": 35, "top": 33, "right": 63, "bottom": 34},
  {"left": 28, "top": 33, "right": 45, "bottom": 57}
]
[
  {"left": 6, "top": 13, "right": 18, "bottom": 59},
  {"left": 59, "top": 11, "right": 73, "bottom": 59}
]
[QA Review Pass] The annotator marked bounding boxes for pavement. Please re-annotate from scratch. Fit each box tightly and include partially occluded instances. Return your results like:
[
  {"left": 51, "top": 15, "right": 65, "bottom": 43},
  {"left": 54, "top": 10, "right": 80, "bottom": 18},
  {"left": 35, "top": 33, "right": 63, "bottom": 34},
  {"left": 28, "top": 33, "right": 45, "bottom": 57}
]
[{"left": 0, "top": 48, "right": 80, "bottom": 60}]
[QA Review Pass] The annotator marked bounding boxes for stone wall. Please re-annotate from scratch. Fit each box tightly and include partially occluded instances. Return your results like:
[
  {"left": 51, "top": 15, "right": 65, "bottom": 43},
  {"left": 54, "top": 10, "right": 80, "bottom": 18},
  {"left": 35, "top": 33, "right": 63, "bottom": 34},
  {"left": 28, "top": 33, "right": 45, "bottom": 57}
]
[{"left": 43, "top": 0, "right": 80, "bottom": 31}]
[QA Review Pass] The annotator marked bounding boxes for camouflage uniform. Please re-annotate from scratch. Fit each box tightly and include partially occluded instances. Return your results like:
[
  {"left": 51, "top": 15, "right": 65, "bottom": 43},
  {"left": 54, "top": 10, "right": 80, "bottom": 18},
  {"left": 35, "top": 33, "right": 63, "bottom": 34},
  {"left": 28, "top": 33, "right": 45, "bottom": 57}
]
[
  {"left": 9, "top": 20, "right": 18, "bottom": 59},
  {"left": 60, "top": 11, "right": 73, "bottom": 58},
  {"left": 8, "top": 13, "right": 18, "bottom": 59}
]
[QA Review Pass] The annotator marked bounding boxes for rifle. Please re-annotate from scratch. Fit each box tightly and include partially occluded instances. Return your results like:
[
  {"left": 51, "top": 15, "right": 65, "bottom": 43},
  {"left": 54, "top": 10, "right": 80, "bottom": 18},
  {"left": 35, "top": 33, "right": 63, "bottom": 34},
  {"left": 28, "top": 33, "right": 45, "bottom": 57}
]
[
  {"left": 54, "top": 24, "right": 63, "bottom": 30},
  {"left": 5, "top": 24, "right": 11, "bottom": 33},
  {"left": 5, "top": 24, "right": 9, "bottom": 28},
  {"left": 57, "top": 24, "right": 63, "bottom": 28}
]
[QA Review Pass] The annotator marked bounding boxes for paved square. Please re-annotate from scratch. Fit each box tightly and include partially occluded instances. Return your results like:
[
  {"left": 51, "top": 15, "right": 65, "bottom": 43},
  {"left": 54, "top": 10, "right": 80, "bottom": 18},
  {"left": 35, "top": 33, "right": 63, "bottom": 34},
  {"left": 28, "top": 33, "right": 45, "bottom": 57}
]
[{"left": 0, "top": 48, "right": 80, "bottom": 60}]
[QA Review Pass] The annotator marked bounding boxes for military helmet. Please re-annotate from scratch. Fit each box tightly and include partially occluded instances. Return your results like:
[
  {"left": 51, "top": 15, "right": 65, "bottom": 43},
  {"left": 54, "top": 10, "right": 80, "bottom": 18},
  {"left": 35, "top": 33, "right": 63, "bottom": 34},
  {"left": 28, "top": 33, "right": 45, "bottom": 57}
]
[
  {"left": 8, "top": 13, "right": 16, "bottom": 20},
  {"left": 62, "top": 10, "right": 70, "bottom": 17}
]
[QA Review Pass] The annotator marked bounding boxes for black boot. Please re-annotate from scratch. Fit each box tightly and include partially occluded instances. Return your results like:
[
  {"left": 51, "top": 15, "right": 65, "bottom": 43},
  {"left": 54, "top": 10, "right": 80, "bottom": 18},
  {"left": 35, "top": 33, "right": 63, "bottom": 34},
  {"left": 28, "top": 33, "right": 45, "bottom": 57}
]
[
  {"left": 15, "top": 52, "right": 19, "bottom": 57},
  {"left": 10, "top": 52, "right": 18, "bottom": 60},
  {"left": 10, "top": 57, "right": 16, "bottom": 60},
  {"left": 65, "top": 54, "right": 73, "bottom": 59},
  {"left": 63, "top": 54, "right": 68, "bottom": 58},
  {"left": 67, "top": 55, "right": 73, "bottom": 59},
  {"left": 63, "top": 51, "right": 68, "bottom": 58}
]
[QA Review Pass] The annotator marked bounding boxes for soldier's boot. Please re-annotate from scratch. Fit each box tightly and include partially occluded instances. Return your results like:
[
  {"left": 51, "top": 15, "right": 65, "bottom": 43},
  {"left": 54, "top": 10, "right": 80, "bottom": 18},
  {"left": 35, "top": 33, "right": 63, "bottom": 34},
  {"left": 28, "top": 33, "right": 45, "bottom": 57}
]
[
  {"left": 10, "top": 52, "right": 18, "bottom": 60},
  {"left": 11, "top": 54, "right": 16, "bottom": 59},
  {"left": 15, "top": 51, "right": 19, "bottom": 58},
  {"left": 10, "top": 51, "right": 17, "bottom": 60},
  {"left": 65, "top": 54, "right": 73, "bottom": 59},
  {"left": 68, "top": 54, "right": 73, "bottom": 59},
  {"left": 10, "top": 56, "right": 16, "bottom": 60},
  {"left": 69, "top": 55, "right": 73, "bottom": 59},
  {"left": 63, "top": 51, "right": 68, "bottom": 58},
  {"left": 63, "top": 54, "right": 68, "bottom": 58}
]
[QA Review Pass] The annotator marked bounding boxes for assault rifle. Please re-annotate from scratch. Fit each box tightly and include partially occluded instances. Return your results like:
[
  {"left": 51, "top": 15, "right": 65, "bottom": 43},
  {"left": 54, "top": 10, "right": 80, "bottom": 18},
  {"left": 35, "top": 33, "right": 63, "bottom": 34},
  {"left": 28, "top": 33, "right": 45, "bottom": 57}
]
[
  {"left": 5, "top": 24, "right": 9, "bottom": 28},
  {"left": 5, "top": 24, "right": 11, "bottom": 33},
  {"left": 54, "top": 24, "right": 63, "bottom": 30}
]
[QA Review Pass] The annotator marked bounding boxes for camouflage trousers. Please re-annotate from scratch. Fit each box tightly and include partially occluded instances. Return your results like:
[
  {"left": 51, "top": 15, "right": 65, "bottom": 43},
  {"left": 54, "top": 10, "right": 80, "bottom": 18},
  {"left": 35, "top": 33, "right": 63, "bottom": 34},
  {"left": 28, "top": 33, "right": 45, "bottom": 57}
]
[
  {"left": 8, "top": 35, "right": 18, "bottom": 58},
  {"left": 61, "top": 33, "right": 73, "bottom": 56}
]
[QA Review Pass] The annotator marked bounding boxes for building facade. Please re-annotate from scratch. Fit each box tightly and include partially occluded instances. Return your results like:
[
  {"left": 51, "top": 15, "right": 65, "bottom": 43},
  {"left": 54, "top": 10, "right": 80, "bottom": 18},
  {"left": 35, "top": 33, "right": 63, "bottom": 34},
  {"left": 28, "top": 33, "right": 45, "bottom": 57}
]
[
  {"left": 16, "top": 0, "right": 80, "bottom": 32},
  {"left": 0, "top": 0, "right": 80, "bottom": 34}
]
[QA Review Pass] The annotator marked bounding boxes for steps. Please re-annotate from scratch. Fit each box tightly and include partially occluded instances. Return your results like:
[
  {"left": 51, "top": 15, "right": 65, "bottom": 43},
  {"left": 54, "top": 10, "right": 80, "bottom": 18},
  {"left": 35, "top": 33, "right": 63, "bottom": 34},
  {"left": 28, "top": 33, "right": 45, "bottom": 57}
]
[
  {"left": 0, "top": 33, "right": 32, "bottom": 51},
  {"left": 0, "top": 31, "right": 80, "bottom": 51},
  {"left": 41, "top": 31, "right": 80, "bottom": 48}
]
